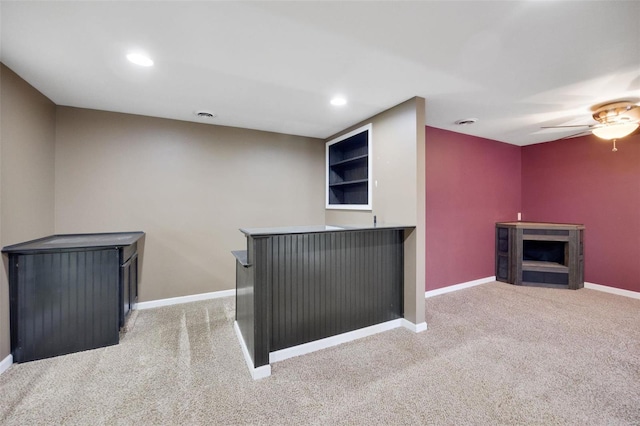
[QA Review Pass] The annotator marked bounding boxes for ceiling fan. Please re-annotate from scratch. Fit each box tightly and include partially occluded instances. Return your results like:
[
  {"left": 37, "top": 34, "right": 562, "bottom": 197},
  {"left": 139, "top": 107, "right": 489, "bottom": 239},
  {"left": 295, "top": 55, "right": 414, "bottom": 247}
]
[{"left": 542, "top": 100, "right": 640, "bottom": 151}]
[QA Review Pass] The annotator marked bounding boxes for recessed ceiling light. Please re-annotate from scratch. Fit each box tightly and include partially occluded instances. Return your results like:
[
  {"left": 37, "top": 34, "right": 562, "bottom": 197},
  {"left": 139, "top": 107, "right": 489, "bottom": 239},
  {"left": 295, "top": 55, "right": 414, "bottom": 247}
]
[
  {"left": 330, "top": 96, "right": 347, "bottom": 106},
  {"left": 126, "top": 52, "right": 154, "bottom": 67},
  {"left": 455, "top": 118, "right": 478, "bottom": 126}
]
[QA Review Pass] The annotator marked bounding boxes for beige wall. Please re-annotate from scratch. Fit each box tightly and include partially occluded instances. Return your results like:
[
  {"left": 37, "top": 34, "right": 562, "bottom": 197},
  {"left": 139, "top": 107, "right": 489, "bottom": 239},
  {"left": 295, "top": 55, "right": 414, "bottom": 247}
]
[
  {"left": 325, "top": 97, "right": 426, "bottom": 325},
  {"left": 55, "top": 107, "right": 325, "bottom": 302},
  {"left": 0, "top": 64, "right": 56, "bottom": 360},
  {"left": 325, "top": 98, "right": 422, "bottom": 226}
]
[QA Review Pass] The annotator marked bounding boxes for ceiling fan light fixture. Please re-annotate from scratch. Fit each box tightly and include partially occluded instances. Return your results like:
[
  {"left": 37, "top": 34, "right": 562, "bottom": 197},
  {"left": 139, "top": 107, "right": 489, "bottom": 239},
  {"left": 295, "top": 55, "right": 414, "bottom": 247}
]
[{"left": 591, "top": 122, "right": 639, "bottom": 140}]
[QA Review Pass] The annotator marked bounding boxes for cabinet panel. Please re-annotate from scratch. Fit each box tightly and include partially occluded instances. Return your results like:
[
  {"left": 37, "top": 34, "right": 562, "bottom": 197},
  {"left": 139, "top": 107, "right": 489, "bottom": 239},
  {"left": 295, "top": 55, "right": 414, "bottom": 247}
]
[
  {"left": 119, "top": 251, "right": 139, "bottom": 327},
  {"left": 496, "top": 255, "right": 509, "bottom": 281},
  {"left": 131, "top": 254, "right": 139, "bottom": 304},
  {"left": 120, "top": 260, "right": 131, "bottom": 327},
  {"left": 10, "top": 249, "right": 120, "bottom": 363}
]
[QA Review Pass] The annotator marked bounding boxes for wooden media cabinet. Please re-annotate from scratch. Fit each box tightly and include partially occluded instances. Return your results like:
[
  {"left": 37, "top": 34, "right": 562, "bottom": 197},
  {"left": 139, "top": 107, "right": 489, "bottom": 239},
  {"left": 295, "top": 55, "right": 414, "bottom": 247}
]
[{"left": 495, "top": 222, "right": 584, "bottom": 290}]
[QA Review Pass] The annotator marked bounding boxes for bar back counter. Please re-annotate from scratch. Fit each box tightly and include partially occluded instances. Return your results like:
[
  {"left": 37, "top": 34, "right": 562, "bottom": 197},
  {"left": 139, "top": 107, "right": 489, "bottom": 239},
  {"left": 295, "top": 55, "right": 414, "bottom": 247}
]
[
  {"left": 233, "top": 224, "right": 413, "bottom": 379},
  {"left": 2, "top": 232, "right": 144, "bottom": 362}
]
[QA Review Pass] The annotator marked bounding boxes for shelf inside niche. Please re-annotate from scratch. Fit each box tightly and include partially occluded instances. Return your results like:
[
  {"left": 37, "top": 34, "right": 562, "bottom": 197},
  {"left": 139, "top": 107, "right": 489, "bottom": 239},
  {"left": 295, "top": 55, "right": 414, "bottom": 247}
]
[
  {"left": 328, "top": 179, "right": 368, "bottom": 187},
  {"left": 330, "top": 154, "right": 368, "bottom": 167},
  {"left": 521, "top": 260, "right": 569, "bottom": 273}
]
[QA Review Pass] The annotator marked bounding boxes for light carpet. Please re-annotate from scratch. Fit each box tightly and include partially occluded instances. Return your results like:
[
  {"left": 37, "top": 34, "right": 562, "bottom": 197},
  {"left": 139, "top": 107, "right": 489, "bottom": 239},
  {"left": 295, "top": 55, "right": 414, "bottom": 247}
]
[{"left": 1, "top": 281, "right": 639, "bottom": 425}]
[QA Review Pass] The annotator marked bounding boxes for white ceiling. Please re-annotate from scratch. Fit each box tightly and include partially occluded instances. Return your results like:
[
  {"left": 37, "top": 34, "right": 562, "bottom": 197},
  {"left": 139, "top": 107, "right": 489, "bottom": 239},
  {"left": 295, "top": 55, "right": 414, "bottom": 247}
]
[{"left": 1, "top": 1, "right": 639, "bottom": 146}]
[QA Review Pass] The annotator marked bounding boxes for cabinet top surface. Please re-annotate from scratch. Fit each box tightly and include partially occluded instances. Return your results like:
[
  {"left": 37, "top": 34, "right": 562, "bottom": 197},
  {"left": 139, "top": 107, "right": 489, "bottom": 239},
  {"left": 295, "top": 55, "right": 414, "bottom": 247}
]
[
  {"left": 496, "top": 221, "right": 584, "bottom": 229},
  {"left": 2, "top": 232, "right": 145, "bottom": 253},
  {"left": 240, "top": 224, "right": 413, "bottom": 236}
]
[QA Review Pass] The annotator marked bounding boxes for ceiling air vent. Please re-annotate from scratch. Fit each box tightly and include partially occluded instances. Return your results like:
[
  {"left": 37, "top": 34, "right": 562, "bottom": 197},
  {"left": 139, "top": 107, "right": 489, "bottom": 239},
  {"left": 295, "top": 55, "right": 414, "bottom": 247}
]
[
  {"left": 195, "top": 111, "right": 217, "bottom": 119},
  {"left": 455, "top": 118, "right": 478, "bottom": 126}
]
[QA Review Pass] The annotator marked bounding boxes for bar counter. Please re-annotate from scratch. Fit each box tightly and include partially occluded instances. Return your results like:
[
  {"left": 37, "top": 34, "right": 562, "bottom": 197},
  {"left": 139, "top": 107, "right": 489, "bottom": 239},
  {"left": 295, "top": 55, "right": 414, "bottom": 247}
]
[{"left": 233, "top": 224, "right": 413, "bottom": 379}]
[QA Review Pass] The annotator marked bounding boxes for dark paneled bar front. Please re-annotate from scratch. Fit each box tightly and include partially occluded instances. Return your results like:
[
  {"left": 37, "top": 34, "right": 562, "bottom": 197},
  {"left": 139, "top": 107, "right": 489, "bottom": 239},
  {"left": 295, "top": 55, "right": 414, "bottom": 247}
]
[{"left": 232, "top": 224, "right": 412, "bottom": 379}]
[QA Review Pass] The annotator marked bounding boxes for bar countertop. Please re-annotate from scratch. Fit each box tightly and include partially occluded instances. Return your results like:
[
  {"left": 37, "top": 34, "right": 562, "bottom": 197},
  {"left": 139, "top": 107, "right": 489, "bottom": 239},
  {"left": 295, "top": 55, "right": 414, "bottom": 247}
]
[
  {"left": 240, "top": 223, "right": 414, "bottom": 236},
  {"left": 2, "top": 232, "right": 145, "bottom": 254}
]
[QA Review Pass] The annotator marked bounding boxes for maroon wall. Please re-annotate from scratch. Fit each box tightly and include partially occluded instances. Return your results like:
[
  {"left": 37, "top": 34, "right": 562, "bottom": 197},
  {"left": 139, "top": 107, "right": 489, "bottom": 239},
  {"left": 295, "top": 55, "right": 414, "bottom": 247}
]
[
  {"left": 425, "top": 127, "right": 521, "bottom": 291},
  {"left": 521, "top": 133, "right": 640, "bottom": 292}
]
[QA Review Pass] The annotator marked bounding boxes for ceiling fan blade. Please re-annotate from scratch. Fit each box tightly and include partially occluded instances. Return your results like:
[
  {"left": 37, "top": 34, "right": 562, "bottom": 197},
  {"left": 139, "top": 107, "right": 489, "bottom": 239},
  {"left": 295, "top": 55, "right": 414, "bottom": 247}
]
[
  {"left": 541, "top": 124, "right": 595, "bottom": 129},
  {"left": 559, "top": 130, "right": 592, "bottom": 140}
]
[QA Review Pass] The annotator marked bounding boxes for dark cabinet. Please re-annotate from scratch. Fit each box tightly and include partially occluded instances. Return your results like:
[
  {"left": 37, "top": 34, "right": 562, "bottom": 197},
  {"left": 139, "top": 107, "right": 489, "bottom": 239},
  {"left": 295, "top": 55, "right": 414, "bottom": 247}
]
[
  {"left": 2, "top": 232, "right": 144, "bottom": 363},
  {"left": 496, "top": 222, "right": 584, "bottom": 290}
]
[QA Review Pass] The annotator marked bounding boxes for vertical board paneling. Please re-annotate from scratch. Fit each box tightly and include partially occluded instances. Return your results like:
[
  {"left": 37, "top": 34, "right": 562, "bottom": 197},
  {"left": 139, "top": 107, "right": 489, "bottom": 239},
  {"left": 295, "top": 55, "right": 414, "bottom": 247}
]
[
  {"left": 252, "top": 237, "right": 271, "bottom": 367},
  {"left": 10, "top": 249, "right": 120, "bottom": 363},
  {"left": 269, "top": 229, "right": 403, "bottom": 351}
]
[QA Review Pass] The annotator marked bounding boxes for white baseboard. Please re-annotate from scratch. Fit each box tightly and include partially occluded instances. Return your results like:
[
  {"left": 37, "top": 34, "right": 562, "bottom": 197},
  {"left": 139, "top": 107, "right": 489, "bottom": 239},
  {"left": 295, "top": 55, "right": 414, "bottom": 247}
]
[
  {"left": 584, "top": 282, "right": 640, "bottom": 300},
  {"left": 269, "top": 319, "right": 403, "bottom": 364},
  {"left": 425, "top": 276, "right": 495, "bottom": 298},
  {"left": 233, "top": 321, "right": 271, "bottom": 380},
  {"left": 136, "top": 289, "right": 235, "bottom": 310},
  {"left": 0, "top": 354, "right": 13, "bottom": 375},
  {"left": 402, "top": 319, "right": 427, "bottom": 333}
]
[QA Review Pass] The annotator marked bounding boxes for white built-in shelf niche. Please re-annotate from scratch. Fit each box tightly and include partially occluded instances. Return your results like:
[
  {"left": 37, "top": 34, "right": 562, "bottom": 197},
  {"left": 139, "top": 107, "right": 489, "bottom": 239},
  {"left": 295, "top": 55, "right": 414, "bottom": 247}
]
[{"left": 326, "top": 123, "right": 372, "bottom": 210}]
